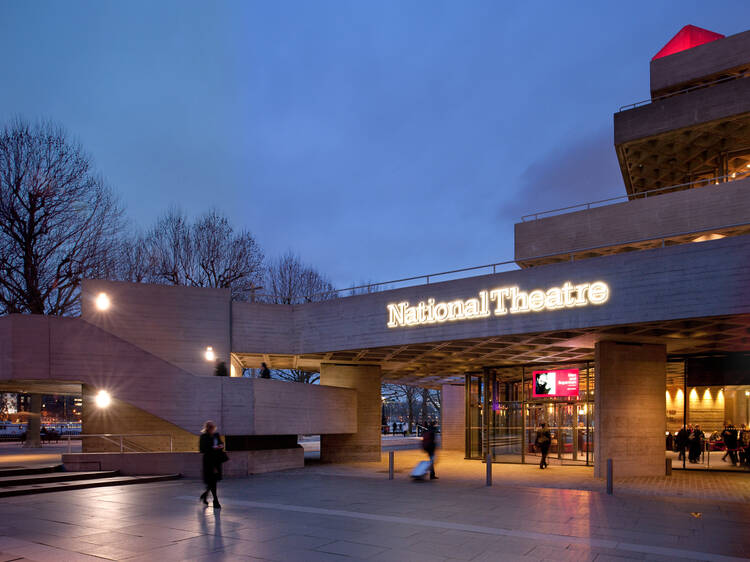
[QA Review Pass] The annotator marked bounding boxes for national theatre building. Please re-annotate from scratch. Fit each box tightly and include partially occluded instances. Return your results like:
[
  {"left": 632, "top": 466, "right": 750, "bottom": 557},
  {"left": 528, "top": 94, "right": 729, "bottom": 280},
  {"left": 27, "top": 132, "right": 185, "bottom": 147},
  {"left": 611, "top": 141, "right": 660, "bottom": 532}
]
[{"left": 1, "top": 25, "right": 749, "bottom": 478}]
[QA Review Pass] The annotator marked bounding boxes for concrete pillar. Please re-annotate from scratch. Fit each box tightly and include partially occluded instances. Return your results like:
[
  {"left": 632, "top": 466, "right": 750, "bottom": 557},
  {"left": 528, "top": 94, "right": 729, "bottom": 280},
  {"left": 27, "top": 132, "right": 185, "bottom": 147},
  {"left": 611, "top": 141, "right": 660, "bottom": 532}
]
[
  {"left": 440, "top": 384, "right": 465, "bottom": 452},
  {"left": 320, "top": 364, "right": 381, "bottom": 463},
  {"left": 23, "top": 394, "right": 42, "bottom": 448},
  {"left": 594, "top": 341, "right": 666, "bottom": 478}
]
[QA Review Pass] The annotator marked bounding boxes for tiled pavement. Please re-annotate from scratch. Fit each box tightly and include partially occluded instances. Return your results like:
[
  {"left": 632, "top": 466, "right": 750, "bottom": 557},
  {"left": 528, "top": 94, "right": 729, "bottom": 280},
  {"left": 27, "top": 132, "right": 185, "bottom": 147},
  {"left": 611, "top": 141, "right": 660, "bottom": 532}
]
[
  {"left": 302, "top": 450, "right": 750, "bottom": 503},
  {"left": 0, "top": 460, "right": 748, "bottom": 561}
]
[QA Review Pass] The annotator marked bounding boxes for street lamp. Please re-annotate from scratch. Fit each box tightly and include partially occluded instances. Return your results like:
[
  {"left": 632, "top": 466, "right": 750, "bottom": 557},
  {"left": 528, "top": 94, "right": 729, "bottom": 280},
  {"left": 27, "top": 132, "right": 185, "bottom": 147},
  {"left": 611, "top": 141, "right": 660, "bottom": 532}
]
[
  {"left": 94, "top": 390, "right": 111, "bottom": 408},
  {"left": 95, "top": 292, "right": 110, "bottom": 311}
]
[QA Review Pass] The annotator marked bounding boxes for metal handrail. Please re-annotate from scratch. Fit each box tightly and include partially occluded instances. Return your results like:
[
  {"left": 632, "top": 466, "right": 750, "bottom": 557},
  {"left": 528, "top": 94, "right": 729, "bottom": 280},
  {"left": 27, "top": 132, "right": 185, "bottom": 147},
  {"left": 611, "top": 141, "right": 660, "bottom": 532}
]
[
  {"left": 66, "top": 433, "right": 173, "bottom": 454},
  {"left": 521, "top": 169, "right": 750, "bottom": 222},
  {"left": 252, "top": 220, "right": 750, "bottom": 303},
  {"left": 618, "top": 70, "right": 750, "bottom": 112}
]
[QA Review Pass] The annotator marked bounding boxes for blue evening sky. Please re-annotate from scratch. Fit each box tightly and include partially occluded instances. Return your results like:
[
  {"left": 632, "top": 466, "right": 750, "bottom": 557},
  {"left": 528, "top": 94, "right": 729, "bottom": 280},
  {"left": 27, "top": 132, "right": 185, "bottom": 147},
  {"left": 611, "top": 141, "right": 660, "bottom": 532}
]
[{"left": 1, "top": 1, "right": 748, "bottom": 288}]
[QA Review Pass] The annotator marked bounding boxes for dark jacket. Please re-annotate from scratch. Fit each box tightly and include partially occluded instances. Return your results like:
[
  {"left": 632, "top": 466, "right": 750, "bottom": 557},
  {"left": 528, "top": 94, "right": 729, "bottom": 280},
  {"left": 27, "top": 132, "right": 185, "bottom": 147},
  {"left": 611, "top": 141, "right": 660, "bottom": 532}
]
[
  {"left": 535, "top": 429, "right": 551, "bottom": 451},
  {"left": 422, "top": 428, "right": 436, "bottom": 455},
  {"left": 676, "top": 427, "right": 689, "bottom": 448},
  {"left": 199, "top": 432, "right": 224, "bottom": 484},
  {"left": 722, "top": 427, "right": 738, "bottom": 450}
]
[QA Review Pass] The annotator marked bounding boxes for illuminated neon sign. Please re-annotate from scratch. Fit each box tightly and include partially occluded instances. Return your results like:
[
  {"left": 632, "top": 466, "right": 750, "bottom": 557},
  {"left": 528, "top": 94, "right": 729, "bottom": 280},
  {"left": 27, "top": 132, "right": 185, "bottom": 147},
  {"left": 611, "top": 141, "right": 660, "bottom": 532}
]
[{"left": 386, "top": 281, "right": 609, "bottom": 328}]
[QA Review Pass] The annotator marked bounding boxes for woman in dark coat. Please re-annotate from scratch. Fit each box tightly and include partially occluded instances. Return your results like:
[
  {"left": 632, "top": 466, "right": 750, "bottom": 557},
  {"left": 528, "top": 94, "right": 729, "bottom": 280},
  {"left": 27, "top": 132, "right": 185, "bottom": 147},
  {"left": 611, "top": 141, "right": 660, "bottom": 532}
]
[{"left": 199, "top": 420, "right": 225, "bottom": 509}]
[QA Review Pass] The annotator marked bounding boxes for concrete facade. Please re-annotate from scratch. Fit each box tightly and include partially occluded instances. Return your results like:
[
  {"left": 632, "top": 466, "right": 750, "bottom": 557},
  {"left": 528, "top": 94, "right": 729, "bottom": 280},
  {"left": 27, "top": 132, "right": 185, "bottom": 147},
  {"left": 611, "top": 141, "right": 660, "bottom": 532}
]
[
  {"left": 650, "top": 29, "right": 750, "bottom": 95},
  {"left": 614, "top": 76, "right": 750, "bottom": 146},
  {"left": 62, "top": 448, "right": 304, "bottom": 476},
  {"left": 320, "top": 364, "right": 382, "bottom": 463},
  {"left": 81, "top": 279, "right": 232, "bottom": 378},
  {"left": 0, "top": 314, "right": 357, "bottom": 444},
  {"left": 594, "top": 341, "right": 666, "bottom": 478},
  {"left": 514, "top": 178, "right": 750, "bottom": 263},
  {"left": 440, "top": 384, "right": 465, "bottom": 452}
]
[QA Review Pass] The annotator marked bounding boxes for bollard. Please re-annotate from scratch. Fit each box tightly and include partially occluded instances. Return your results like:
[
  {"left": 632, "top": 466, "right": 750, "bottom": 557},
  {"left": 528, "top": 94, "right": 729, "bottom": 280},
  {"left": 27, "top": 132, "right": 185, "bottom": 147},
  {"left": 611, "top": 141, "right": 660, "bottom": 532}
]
[
  {"left": 665, "top": 457, "right": 672, "bottom": 476},
  {"left": 389, "top": 450, "right": 394, "bottom": 480},
  {"left": 486, "top": 453, "right": 492, "bottom": 486},
  {"left": 606, "top": 458, "right": 613, "bottom": 495}
]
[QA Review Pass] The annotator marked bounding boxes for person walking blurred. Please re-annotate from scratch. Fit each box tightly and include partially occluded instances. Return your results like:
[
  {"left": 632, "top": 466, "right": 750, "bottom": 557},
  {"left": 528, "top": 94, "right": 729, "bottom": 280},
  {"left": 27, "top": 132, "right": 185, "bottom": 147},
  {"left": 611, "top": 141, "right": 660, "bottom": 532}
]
[
  {"left": 199, "top": 420, "right": 226, "bottom": 509},
  {"left": 422, "top": 422, "right": 437, "bottom": 480}
]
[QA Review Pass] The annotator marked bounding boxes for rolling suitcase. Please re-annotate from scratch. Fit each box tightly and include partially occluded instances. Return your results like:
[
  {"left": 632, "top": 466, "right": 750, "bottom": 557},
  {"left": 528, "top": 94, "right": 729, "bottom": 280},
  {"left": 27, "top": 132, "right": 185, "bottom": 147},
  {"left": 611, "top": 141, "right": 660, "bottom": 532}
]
[{"left": 410, "top": 460, "right": 431, "bottom": 480}]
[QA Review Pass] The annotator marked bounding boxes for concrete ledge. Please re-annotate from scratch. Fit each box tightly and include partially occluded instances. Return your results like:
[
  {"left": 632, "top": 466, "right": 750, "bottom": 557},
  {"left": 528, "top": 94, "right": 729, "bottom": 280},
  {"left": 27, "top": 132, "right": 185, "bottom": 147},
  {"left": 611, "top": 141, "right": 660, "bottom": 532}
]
[{"left": 62, "top": 448, "right": 304, "bottom": 477}]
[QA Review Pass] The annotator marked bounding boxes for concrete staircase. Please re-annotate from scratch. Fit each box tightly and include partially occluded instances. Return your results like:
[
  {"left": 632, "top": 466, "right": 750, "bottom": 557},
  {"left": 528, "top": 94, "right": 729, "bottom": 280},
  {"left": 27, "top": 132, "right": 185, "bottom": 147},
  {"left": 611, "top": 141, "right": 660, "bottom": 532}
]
[{"left": 0, "top": 465, "right": 180, "bottom": 497}]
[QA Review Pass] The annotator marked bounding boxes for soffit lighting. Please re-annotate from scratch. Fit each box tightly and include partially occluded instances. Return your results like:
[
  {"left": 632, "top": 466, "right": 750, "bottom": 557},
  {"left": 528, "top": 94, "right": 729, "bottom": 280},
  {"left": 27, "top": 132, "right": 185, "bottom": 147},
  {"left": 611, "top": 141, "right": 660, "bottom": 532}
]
[{"left": 692, "top": 233, "right": 726, "bottom": 243}]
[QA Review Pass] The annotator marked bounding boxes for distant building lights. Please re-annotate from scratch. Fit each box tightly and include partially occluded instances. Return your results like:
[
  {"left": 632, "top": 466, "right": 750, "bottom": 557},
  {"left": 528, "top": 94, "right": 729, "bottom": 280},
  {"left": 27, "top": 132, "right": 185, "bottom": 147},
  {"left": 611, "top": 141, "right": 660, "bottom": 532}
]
[
  {"left": 94, "top": 390, "right": 111, "bottom": 408},
  {"left": 205, "top": 346, "right": 216, "bottom": 361},
  {"left": 95, "top": 292, "right": 111, "bottom": 311}
]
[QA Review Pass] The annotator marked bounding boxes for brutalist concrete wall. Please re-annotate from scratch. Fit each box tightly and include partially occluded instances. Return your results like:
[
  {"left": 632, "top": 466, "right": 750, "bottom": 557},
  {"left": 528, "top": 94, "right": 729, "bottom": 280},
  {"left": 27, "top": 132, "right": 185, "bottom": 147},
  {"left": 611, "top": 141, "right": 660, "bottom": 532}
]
[
  {"left": 514, "top": 178, "right": 750, "bottom": 260},
  {"left": 441, "top": 384, "right": 466, "bottom": 452},
  {"left": 81, "top": 279, "right": 231, "bottom": 377},
  {"left": 594, "top": 341, "right": 666, "bottom": 478},
  {"left": 650, "top": 29, "right": 750, "bottom": 95}
]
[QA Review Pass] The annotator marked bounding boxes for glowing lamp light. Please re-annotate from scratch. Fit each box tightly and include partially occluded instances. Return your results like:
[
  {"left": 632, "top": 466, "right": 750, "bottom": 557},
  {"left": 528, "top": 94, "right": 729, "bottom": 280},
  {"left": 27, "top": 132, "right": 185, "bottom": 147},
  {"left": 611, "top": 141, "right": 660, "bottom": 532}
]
[
  {"left": 95, "top": 292, "right": 110, "bottom": 311},
  {"left": 94, "top": 390, "right": 111, "bottom": 408},
  {"left": 204, "top": 346, "right": 216, "bottom": 361}
]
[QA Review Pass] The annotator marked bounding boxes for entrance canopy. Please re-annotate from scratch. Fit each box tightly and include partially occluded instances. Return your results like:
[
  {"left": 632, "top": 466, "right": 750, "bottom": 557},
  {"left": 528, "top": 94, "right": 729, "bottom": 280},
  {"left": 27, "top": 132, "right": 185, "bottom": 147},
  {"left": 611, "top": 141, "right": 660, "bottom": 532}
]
[{"left": 234, "top": 313, "right": 750, "bottom": 386}]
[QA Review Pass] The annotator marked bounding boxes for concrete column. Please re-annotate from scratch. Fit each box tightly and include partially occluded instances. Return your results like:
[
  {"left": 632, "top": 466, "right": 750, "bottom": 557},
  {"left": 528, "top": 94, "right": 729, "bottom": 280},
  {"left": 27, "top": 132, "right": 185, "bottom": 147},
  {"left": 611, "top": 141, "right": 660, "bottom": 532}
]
[
  {"left": 23, "top": 394, "right": 42, "bottom": 448},
  {"left": 594, "top": 341, "right": 666, "bottom": 478},
  {"left": 440, "top": 384, "right": 465, "bottom": 452},
  {"left": 320, "top": 364, "right": 381, "bottom": 463}
]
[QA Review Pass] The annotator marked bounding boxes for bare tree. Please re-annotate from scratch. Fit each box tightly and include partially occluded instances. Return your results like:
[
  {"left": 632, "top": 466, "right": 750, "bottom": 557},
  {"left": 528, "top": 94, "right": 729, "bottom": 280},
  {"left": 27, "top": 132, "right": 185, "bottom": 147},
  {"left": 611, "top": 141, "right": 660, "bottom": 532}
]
[
  {"left": 264, "top": 252, "right": 335, "bottom": 382},
  {"left": 265, "top": 251, "right": 336, "bottom": 304},
  {"left": 116, "top": 208, "right": 264, "bottom": 301},
  {"left": 382, "top": 383, "right": 420, "bottom": 432},
  {"left": 272, "top": 369, "right": 319, "bottom": 384},
  {"left": 0, "top": 119, "right": 123, "bottom": 315}
]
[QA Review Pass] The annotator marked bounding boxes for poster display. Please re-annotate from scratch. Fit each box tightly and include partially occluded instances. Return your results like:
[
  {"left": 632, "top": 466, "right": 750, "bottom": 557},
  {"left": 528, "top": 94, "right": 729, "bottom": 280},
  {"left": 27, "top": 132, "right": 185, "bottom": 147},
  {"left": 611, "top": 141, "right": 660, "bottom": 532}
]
[{"left": 532, "top": 369, "right": 579, "bottom": 398}]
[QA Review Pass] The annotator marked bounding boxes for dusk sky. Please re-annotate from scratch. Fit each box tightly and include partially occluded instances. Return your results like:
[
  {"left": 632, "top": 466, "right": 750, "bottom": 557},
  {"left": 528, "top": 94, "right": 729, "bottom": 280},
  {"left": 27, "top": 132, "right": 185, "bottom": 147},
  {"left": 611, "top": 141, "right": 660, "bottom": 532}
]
[{"left": 2, "top": 1, "right": 749, "bottom": 288}]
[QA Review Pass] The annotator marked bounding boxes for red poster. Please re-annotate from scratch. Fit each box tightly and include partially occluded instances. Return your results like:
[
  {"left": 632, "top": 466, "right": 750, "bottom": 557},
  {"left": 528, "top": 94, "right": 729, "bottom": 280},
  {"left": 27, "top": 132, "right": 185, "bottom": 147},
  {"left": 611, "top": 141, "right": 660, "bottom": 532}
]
[{"left": 532, "top": 369, "right": 579, "bottom": 398}]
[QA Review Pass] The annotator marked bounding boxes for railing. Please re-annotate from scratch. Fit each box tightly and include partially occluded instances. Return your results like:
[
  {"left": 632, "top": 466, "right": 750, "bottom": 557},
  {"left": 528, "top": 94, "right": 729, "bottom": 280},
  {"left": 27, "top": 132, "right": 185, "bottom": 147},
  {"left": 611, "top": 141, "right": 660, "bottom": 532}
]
[
  {"left": 251, "top": 220, "right": 750, "bottom": 304},
  {"left": 618, "top": 70, "right": 750, "bottom": 112},
  {"left": 521, "top": 169, "right": 750, "bottom": 222},
  {"left": 66, "top": 433, "right": 173, "bottom": 454}
]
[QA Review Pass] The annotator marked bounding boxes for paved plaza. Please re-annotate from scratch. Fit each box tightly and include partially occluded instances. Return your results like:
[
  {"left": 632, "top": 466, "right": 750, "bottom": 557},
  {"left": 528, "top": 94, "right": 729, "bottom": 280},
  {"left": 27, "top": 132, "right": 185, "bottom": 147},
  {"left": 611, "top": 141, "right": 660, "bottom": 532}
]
[{"left": 0, "top": 453, "right": 748, "bottom": 561}]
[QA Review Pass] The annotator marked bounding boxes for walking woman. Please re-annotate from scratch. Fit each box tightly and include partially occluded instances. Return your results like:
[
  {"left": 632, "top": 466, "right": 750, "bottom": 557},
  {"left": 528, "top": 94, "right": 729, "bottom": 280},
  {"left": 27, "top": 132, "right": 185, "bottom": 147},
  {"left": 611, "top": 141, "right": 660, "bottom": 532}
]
[{"left": 199, "top": 420, "right": 226, "bottom": 509}]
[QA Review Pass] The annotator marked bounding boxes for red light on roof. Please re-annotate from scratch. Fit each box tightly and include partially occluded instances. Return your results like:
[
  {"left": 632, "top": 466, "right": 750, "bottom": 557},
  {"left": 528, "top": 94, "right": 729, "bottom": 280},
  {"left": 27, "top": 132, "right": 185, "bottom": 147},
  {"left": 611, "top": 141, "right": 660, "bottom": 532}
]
[{"left": 652, "top": 25, "right": 724, "bottom": 60}]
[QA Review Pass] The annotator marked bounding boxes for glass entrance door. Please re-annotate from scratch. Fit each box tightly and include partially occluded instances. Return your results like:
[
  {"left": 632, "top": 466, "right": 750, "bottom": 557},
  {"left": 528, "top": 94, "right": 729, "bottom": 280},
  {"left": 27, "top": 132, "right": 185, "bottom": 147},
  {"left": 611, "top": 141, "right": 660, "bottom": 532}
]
[{"left": 525, "top": 402, "right": 593, "bottom": 466}]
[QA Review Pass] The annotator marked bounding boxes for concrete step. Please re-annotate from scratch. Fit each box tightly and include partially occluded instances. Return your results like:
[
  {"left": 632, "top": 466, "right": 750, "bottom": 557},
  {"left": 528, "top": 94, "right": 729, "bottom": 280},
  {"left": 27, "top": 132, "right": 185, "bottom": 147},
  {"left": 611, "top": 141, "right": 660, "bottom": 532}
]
[
  {"left": 0, "top": 464, "right": 63, "bottom": 477},
  {"left": 0, "top": 470, "right": 120, "bottom": 487},
  {"left": 0, "top": 474, "right": 181, "bottom": 497}
]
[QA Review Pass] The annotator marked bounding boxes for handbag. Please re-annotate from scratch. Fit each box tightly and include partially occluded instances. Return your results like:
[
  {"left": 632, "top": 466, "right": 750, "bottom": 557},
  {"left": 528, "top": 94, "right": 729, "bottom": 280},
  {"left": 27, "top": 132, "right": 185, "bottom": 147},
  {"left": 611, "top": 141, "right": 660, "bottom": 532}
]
[{"left": 217, "top": 449, "right": 229, "bottom": 464}]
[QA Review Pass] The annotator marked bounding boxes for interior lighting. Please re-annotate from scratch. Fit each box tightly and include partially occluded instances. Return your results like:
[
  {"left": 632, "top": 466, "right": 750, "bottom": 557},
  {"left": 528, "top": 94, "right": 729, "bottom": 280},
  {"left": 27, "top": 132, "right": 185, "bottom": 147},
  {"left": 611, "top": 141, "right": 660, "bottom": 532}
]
[
  {"left": 94, "top": 390, "right": 111, "bottom": 409},
  {"left": 692, "top": 233, "right": 726, "bottom": 243},
  {"left": 95, "top": 292, "right": 110, "bottom": 311},
  {"left": 204, "top": 346, "right": 216, "bottom": 361},
  {"left": 703, "top": 388, "right": 712, "bottom": 400}
]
